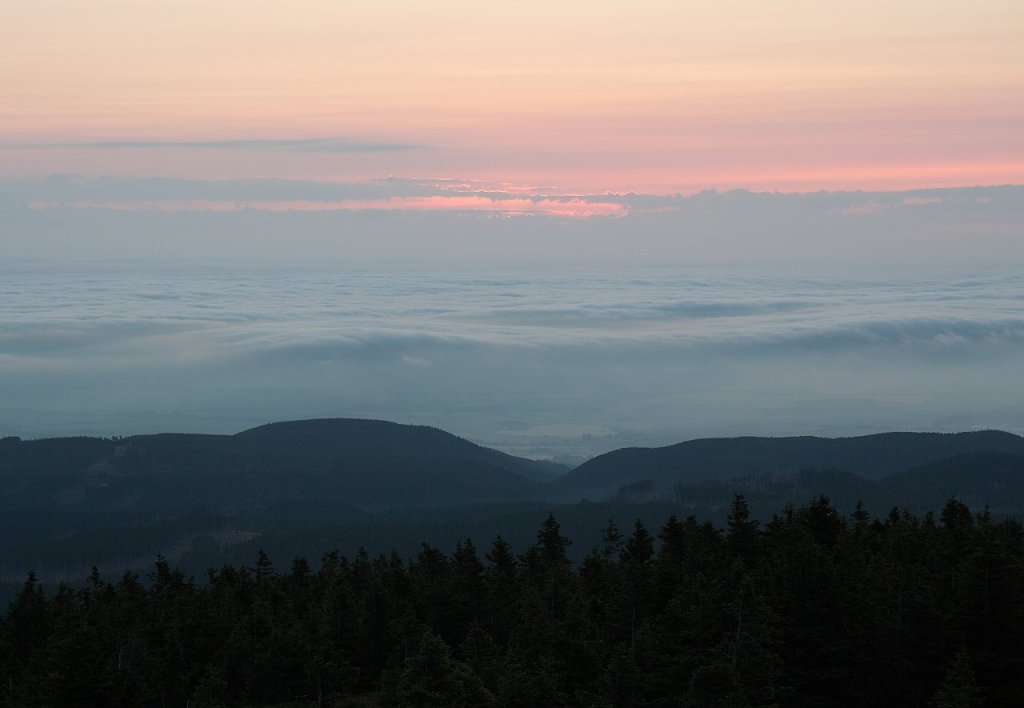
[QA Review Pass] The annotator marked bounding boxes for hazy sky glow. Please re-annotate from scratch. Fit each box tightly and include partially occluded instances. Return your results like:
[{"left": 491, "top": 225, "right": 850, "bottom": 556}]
[
  {"left": 3, "top": 0, "right": 1022, "bottom": 195},
  {"left": 2, "top": 3, "right": 1023, "bottom": 453}
]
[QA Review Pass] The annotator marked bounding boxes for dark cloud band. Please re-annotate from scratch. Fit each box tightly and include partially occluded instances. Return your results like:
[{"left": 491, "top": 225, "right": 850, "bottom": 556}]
[{"left": 0, "top": 137, "right": 420, "bottom": 153}]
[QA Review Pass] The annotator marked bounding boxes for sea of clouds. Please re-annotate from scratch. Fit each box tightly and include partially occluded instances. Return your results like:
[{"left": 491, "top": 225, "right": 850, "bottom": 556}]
[
  {"left": 3, "top": 181, "right": 1021, "bottom": 460},
  {"left": 2, "top": 260, "right": 1021, "bottom": 462}
]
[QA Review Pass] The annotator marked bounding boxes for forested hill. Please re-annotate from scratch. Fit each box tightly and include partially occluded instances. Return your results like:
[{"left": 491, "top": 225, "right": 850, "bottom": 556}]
[
  {"left": 556, "top": 430, "right": 1024, "bottom": 499},
  {"left": 5, "top": 421, "right": 1024, "bottom": 591},
  {"left": 232, "top": 418, "right": 566, "bottom": 482},
  {"left": 4, "top": 424, "right": 1024, "bottom": 514},
  {"left": 0, "top": 419, "right": 563, "bottom": 513}
]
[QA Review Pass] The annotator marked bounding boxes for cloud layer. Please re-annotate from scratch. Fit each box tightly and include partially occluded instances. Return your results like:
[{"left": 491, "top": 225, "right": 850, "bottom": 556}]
[
  {"left": 2, "top": 263, "right": 1021, "bottom": 459},
  {"left": 2, "top": 181, "right": 1022, "bottom": 268},
  {"left": 1, "top": 138, "right": 420, "bottom": 152}
]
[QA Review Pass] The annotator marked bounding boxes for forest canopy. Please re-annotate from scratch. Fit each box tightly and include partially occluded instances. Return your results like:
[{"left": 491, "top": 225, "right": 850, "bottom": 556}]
[{"left": 2, "top": 496, "right": 1021, "bottom": 707}]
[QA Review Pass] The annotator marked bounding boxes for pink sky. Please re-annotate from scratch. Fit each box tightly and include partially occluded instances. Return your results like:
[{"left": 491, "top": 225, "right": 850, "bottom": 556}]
[{"left": 2, "top": 0, "right": 1022, "bottom": 196}]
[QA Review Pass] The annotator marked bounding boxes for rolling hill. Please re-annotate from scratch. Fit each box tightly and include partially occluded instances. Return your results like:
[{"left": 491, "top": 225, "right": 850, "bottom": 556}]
[
  {"left": 555, "top": 431, "right": 1024, "bottom": 500},
  {"left": 0, "top": 418, "right": 562, "bottom": 513},
  {"left": 5, "top": 421, "right": 1024, "bottom": 592}
]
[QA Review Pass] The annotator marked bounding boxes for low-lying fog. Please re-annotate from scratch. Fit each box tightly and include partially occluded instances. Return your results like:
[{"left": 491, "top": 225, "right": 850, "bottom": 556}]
[{"left": 3, "top": 260, "right": 1021, "bottom": 462}]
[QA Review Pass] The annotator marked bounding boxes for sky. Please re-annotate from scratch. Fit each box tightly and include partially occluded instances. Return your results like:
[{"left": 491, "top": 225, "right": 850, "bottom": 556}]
[
  {"left": 2, "top": 2, "right": 1023, "bottom": 454},
  {"left": 3, "top": 0, "right": 1023, "bottom": 196}
]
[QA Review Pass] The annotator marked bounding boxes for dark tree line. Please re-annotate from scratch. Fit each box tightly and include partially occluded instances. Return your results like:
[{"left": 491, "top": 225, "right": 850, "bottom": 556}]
[{"left": 2, "top": 497, "right": 1022, "bottom": 707}]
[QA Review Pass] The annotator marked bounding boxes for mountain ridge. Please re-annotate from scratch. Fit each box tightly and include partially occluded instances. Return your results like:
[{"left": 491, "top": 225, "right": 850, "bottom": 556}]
[
  {"left": 556, "top": 430, "right": 1024, "bottom": 499},
  {"left": 4, "top": 419, "right": 1024, "bottom": 586},
  {"left": 0, "top": 418, "right": 564, "bottom": 513}
]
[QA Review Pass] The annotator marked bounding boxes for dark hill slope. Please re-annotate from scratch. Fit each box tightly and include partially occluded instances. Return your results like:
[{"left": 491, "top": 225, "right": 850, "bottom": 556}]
[
  {"left": 0, "top": 419, "right": 561, "bottom": 513},
  {"left": 232, "top": 418, "right": 565, "bottom": 482},
  {"left": 0, "top": 420, "right": 564, "bottom": 581},
  {"left": 558, "top": 431, "right": 1024, "bottom": 500},
  {"left": 882, "top": 452, "right": 1024, "bottom": 514}
]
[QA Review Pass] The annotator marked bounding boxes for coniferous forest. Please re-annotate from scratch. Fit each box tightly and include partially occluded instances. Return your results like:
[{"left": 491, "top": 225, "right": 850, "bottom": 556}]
[{"left": 2, "top": 496, "right": 1022, "bottom": 707}]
